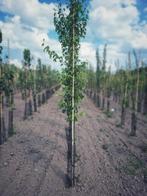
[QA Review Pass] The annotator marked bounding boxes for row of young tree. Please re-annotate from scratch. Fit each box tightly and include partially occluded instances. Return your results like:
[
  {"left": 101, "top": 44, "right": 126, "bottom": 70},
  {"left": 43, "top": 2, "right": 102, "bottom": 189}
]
[
  {"left": 0, "top": 30, "right": 15, "bottom": 145},
  {"left": 86, "top": 45, "right": 147, "bottom": 136},
  {"left": 0, "top": 30, "right": 60, "bottom": 145},
  {"left": 18, "top": 49, "right": 60, "bottom": 119}
]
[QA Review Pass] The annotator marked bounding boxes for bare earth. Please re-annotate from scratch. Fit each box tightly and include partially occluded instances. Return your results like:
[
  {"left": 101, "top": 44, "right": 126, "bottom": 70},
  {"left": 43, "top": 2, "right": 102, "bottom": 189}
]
[{"left": 0, "top": 91, "right": 147, "bottom": 196}]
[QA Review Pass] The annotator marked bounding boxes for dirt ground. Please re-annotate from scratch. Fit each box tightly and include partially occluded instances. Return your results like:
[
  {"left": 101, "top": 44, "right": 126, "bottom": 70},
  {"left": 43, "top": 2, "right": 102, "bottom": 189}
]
[{"left": 0, "top": 91, "right": 147, "bottom": 196}]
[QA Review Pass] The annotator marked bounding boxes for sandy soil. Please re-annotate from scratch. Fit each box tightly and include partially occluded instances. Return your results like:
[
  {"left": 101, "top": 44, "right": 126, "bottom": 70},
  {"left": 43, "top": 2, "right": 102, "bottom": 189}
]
[{"left": 0, "top": 91, "right": 147, "bottom": 196}]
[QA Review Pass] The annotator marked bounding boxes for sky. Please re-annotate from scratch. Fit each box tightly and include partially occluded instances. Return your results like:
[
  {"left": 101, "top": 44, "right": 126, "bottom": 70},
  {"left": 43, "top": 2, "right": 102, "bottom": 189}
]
[{"left": 0, "top": 0, "right": 147, "bottom": 70}]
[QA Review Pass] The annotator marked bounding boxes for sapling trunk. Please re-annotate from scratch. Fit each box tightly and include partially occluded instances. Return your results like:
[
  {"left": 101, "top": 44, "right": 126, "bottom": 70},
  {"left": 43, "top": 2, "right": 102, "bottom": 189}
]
[
  {"left": 28, "top": 99, "right": 33, "bottom": 116},
  {"left": 143, "top": 85, "right": 147, "bottom": 115},
  {"left": 0, "top": 93, "right": 6, "bottom": 144},
  {"left": 107, "top": 97, "right": 110, "bottom": 112},
  {"left": 121, "top": 100, "right": 126, "bottom": 126},
  {"left": 24, "top": 97, "right": 28, "bottom": 119},
  {"left": 33, "top": 92, "right": 37, "bottom": 112},
  {"left": 121, "top": 79, "right": 128, "bottom": 126},
  {"left": 38, "top": 94, "right": 41, "bottom": 107},
  {"left": 33, "top": 65, "right": 37, "bottom": 112},
  {"left": 0, "top": 93, "right": 2, "bottom": 145},
  {"left": 137, "top": 90, "right": 142, "bottom": 113},
  {"left": 8, "top": 92, "right": 14, "bottom": 136},
  {"left": 102, "top": 93, "right": 105, "bottom": 110},
  {"left": 97, "top": 93, "right": 100, "bottom": 107}
]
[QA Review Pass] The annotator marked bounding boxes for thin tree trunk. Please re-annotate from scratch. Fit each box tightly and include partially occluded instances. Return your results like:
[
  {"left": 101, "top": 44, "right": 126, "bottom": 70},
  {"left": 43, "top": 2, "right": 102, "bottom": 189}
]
[
  {"left": 24, "top": 98, "right": 27, "bottom": 120},
  {"left": 130, "top": 111, "right": 137, "bottom": 136},
  {"left": 0, "top": 94, "right": 2, "bottom": 145},
  {"left": 0, "top": 93, "right": 5, "bottom": 144},
  {"left": 107, "top": 97, "right": 110, "bottom": 112},
  {"left": 102, "top": 96, "right": 105, "bottom": 110},
  {"left": 130, "top": 51, "right": 139, "bottom": 136},
  {"left": 28, "top": 99, "right": 32, "bottom": 116},
  {"left": 66, "top": 123, "right": 72, "bottom": 187},
  {"left": 121, "top": 101, "right": 126, "bottom": 126},
  {"left": 97, "top": 93, "right": 100, "bottom": 107},
  {"left": 38, "top": 94, "right": 41, "bottom": 107},
  {"left": 137, "top": 90, "right": 142, "bottom": 113},
  {"left": 8, "top": 92, "right": 14, "bottom": 136},
  {"left": 33, "top": 92, "right": 37, "bottom": 112},
  {"left": 143, "top": 86, "right": 147, "bottom": 115}
]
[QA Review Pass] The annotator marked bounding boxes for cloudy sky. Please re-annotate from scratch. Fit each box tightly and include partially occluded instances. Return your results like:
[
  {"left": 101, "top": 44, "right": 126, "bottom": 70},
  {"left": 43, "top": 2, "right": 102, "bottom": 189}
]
[{"left": 0, "top": 0, "right": 147, "bottom": 70}]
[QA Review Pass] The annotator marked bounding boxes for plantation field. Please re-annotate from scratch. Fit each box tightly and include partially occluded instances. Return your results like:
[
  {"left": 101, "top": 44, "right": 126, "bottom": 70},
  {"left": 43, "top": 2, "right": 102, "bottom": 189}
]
[{"left": 0, "top": 91, "right": 147, "bottom": 196}]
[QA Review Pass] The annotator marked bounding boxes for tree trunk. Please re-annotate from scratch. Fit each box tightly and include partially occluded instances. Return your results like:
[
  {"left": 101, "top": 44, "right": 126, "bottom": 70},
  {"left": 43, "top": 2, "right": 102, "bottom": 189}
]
[
  {"left": 97, "top": 93, "right": 100, "bottom": 107},
  {"left": 0, "top": 99, "right": 2, "bottom": 145},
  {"left": 28, "top": 99, "right": 32, "bottom": 116},
  {"left": 121, "top": 101, "right": 126, "bottom": 126},
  {"left": 66, "top": 124, "right": 72, "bottom": 187},
  {"left": 24, "top": 97, "right": 27, "bottom": 120},
  {"left": 2, "top": 115, "right": 6, "bottom": 143},
  {"left": 137, "top": 90, "right": 142, "bottom": 113},
  {"left": 93, "top": 91, "right": 96, "bottom": 104},
  {"left": 38, "top": 94, "right": 41, "bottom": 107},
  {"left": 102, "top": 97, "right": 105, "bottom": 110},
  {"left": 0, "top": 93, "right": 6, "bottom": 144},
  {"left": 33, "top": 93, "right": 37, "bottom": 112},
  {"left": 8, "top": 93, "right": 14, "bottom": 136},
  {"left": 143, "top": 87, "right": 147, "bottom": 115},
  {"left": 8, "top": 110, "right": 13, "bottom": 136},
  {"left": 130, "top": 111, "right": 137, "bottom": 136},
  {"left": 107, "top": 98, "right": 110, "bottom": 112}
]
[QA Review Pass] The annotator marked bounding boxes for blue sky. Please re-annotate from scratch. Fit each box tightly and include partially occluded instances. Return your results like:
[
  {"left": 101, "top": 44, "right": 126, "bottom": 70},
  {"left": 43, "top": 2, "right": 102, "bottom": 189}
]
[{"left": 0, "top": 0, "right": 147, "bottom": 70}]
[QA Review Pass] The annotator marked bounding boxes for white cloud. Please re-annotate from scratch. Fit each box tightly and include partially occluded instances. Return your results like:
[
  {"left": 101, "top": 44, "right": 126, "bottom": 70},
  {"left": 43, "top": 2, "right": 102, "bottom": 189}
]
[
  {"left": 9, "top": 58, "right": 21, "bottom": 67},
  {"left": 0, "top": 0, "right": 147, "bottom": 70},
  {"left": 0, "top": 0, "right": 61, "bottom": 69},
  {"left": 144, "top": 7, "right": 147, "bottom": 12},
  {"left": 80, "top": 42, "right": 96, "bottom": 66},
  {"left": 85, "top": 0, "right": 147, "bottom": 67},
  {"left": 0, "top": 0, "right": 56, "bottom": 31}
]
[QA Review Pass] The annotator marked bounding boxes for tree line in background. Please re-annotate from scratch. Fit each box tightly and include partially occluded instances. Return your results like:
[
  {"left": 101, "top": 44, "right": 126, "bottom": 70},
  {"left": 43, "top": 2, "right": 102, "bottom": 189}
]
[
  {"left": 86, "top": 45, "right": 147, "bottom": 137},
  {"left": 0, "top": 30, "right": 60, "bottom": 145}
]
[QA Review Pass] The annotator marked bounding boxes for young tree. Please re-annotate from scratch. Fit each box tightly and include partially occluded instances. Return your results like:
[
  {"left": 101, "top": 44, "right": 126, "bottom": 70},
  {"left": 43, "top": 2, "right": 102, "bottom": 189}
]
[
  {"left": 44, "top": 0, "right": 88, "bottom": 186},
  {"left": 23, "top": 49, "right": 32, "bottom": 119},
  {"left": 106, "top": 66, "right": 111, "bottom": 113},
  {"left": 130, "top": 50, "right": 140, "bottom": 136},
  {"left": 101, "top": 44, "right": 107, "bottom": 110}
]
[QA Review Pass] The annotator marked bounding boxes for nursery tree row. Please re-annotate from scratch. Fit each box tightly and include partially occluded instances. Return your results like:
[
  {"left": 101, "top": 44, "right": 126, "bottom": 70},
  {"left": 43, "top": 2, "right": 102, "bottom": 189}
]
[
  {"left": 0, "top": 29, "right": 60, "bottom": 145},
  {"left": 86, "top": 46, "right": 147, "bottom": 137}
]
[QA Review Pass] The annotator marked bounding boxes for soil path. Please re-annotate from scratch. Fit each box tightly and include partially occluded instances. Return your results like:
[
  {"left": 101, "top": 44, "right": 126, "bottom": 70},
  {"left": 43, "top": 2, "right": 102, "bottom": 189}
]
[{"left": 0, "top": 91, "right": 147, "bottom": 196}]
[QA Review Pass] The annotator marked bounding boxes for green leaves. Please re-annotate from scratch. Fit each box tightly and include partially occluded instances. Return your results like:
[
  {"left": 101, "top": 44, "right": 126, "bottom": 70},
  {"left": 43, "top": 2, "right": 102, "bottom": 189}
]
[
  {"left": 44, "top": 0, "right": 89, "bottom": 123},
  {"left": 43, "top": 46, "right": 63, "bottom": 63}
]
